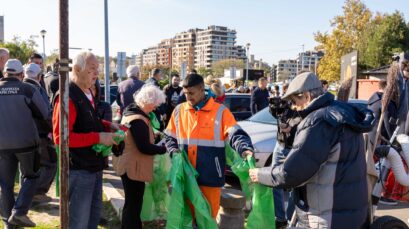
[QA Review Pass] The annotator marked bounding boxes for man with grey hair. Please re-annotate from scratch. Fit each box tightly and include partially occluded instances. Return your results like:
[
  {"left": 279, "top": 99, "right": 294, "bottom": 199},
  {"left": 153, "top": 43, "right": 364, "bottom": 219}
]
[
  {"left": 23, "top": 64, "right": 56, "bottom": 203},
  {"left": 0, "top": 48, "right": 10, "bottom": 79},
  {"left": 249, "top": 72, "right": 375, "bottom": 228},
  {"left": 116, "top": 65, "right": 145, "bottom": 115},
  {"left": 52, "top": 51, "right": 120, "bottom": 229},
  {"left": 0, "top": 59, "right": 49, "bottom": 228}
]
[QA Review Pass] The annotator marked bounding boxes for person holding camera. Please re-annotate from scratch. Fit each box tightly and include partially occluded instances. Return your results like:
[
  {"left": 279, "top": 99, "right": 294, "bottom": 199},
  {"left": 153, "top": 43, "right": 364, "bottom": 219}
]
[
  {"left": 250, "top": 72, "right": 374, "bottom": 228},
  {"left": 269, "top": 91, "right": 301, "bottom": 227}
]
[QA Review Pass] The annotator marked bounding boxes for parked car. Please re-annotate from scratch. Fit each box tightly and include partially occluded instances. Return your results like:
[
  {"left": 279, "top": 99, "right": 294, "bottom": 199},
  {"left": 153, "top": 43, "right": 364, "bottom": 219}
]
[
  {"left": 225, "top": 107, "right": 278, "bottom": 177},
  {"left": 226, "top": 98, "right": 368, "bottom": 176},
  {"left": 224, "top": 93, "right": 252, "bottom": 121}
]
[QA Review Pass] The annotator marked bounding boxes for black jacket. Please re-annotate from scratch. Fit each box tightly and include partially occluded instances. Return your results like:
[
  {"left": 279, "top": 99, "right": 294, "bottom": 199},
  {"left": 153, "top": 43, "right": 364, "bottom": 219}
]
[
  {"left": 123, "top": 104, "right": 166, "bottom": 155},
  {"left": 23, "top": 78, "right": 52, "bottom": 137},
  {"left": 67, "top": 83, "right": 106, "bottom": 172},
  {"left": 0, "top": 77, "right": 49, "bottom": 152},
  {"left": 250, "top": 87, "right": 269, "bottom": 114}
]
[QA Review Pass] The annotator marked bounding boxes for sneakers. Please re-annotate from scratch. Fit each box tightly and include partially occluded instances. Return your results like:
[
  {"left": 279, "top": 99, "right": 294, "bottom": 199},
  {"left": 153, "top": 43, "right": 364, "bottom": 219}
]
[
  {"left": 32, "top": 194, "right": 52, "bottom": 203},
  {"left": 379, "top": 197, "right": 398, "bottom": 206},
  {"left": 8, "top": 214, "right": 36, "bottom": 227}
]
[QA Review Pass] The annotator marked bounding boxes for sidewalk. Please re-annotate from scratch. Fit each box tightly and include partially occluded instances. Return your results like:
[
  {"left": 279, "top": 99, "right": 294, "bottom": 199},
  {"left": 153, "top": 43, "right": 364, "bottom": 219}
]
[{"left": 103, "top": 163, "right": 409, "bottom": 228}]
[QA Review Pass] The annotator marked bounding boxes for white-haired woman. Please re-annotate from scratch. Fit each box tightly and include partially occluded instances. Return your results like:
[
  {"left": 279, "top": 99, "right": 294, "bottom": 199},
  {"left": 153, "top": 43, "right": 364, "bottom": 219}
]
[{"left": 113, "top": 84, "right": 167, "bottom": 229}]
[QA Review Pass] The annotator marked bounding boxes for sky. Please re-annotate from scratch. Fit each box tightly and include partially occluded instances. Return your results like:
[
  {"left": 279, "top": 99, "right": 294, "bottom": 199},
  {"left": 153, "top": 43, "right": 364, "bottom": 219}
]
[{"left": 1, "top": 0, "right": 409, "bottom": 65}]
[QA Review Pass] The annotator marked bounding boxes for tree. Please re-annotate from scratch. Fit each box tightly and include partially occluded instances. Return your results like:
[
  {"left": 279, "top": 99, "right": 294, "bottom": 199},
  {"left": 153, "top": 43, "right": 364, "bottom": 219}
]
[
  {"left": 197, "top": 67, "right": 213, "bottom": 77},
  {"left": 0, "top": 36, "right": 38, "bottom": 63},
  {"left": 358, "top": 11, "right": 409, "bottom": 69},
  {"left": 314, "top": 0, "right": 372, "bottom": 82},
  {"left": 211, "top": 59, "right": 245, "bottom": 77},
  {"left": 45, "top": 49, "right": 60, "bottom": 68}
]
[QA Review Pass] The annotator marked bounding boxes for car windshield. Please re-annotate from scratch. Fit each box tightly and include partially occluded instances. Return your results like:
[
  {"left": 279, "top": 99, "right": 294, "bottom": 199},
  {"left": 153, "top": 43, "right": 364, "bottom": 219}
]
[{"left": 247, "top": 107, "right": 277, "bottom": 125}]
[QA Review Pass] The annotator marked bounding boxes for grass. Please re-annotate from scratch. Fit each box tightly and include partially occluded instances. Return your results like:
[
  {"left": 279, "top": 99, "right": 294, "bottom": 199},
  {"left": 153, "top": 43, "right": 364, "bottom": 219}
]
[{"left": 1, "top": 186, "right": 121, "bottom": 229}]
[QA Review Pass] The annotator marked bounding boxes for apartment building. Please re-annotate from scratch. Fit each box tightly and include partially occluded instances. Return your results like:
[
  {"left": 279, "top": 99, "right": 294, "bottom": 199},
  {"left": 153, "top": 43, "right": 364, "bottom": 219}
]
[
  {"left": 157, "top": 38, "right": 173, "bottom": 66},
  {"left": 142, "top": 46, "right": 158, "bottom": 66},
  {"left": 194, "top": 25, "right": 237, "bottom": 69},
  {"left": 172, "top": 29, "right": 199, "bottom": 70},
  {"left": 277, "top": 59, "right": 298, "bottom": 79},
  {"left": 297, "top": 50, "right": 324, "bottom": 73}
]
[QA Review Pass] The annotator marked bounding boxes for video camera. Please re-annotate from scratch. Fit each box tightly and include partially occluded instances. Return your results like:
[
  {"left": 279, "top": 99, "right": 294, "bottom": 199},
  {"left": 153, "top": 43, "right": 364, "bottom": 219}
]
[{"left": 269, "top": 96, "right": 290, "bottom": 118}]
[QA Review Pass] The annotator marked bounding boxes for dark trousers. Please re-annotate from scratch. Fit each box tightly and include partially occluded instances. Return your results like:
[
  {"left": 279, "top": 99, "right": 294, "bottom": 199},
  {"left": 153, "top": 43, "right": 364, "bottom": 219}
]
[
  {"left": 0, "top": 150, "right": 40, "bottom": 227},
  {"left": 120, "top": 174, "right": 145, "bottom": 229},
  {"left": 35, "top": 138, "right": 57, "bottom": 195}
]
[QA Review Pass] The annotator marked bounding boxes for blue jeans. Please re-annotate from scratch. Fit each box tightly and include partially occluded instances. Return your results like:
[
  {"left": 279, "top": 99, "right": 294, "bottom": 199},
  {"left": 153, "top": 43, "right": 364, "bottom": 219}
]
[
  {"left": 69, "top": 170, "right": 103, "bottom": 229},
  {"left": 0, "top": 150, "right": 39, "bottom": 227},
  {"left": 272, "top": 143, "right": 295, "bottom": 222}
]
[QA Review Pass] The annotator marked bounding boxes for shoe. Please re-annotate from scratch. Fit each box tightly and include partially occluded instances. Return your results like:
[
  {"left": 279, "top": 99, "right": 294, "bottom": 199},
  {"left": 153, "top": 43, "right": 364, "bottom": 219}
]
[
  {"left": 276, "top": 219, "right": 288, "bottom": 228},
  {"left": 32, "top": 194, "right": 52, "bottom": 203},
  {"left": 379, "top": 197, "right": 398, "bottom": 206},
  {"left": 8, "top": 214, "right": 36, "bottom": 227}
]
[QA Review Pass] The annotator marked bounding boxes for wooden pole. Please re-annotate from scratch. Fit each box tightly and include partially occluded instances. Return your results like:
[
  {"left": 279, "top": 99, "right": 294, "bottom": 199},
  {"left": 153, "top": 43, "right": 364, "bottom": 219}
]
[{"left": 59, "top": 0, "right": 69, "bottom": 228}]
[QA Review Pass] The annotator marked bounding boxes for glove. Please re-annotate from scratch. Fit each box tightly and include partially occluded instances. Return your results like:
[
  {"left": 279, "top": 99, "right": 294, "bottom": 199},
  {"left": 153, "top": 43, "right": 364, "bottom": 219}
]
[
  {"left": 170, "top": 150, "right": 181, "bottom": 158},
  {"left": 112, "top": 141, "right": 125, "bottom": 157},
  {"left": 374, "top": 145, "right": 391, "bottom": 158}
]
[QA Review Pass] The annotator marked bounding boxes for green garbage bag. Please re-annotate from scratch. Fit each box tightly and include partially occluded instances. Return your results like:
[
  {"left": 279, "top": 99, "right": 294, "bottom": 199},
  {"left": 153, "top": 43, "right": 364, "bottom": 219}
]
[
  {"left": 141, "top": 154, "right": 171, "bottom": 221},
  {"left": 225, "top": 145, "right": 253, "bottom": 200},
  {"left": 92, "top": 130, "right": 125, "bottom": 157},
  {"left": 148, "top": 112, "right": 161, "bottom": 134},
  {"left": 166, "top": 151, "right": 218, "bottom": 229},
  {"left": 166, "top": 151, "right": 193, "bottom": 229},
  {"left": 246, "top": 156, "right": 276, "bottom": 229}
]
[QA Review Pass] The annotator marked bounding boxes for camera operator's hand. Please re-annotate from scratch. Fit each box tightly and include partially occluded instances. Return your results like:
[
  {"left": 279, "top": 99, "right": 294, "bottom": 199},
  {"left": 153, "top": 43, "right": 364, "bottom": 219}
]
[{"left": 279, "top": 123, "right": 291, "bottom": 133}]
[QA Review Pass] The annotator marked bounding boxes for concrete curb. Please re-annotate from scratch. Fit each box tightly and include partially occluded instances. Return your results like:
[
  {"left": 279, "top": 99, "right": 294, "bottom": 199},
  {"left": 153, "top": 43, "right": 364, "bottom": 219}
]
[{"left": 103, "top": 182, "right": 124, "bottom": 220}]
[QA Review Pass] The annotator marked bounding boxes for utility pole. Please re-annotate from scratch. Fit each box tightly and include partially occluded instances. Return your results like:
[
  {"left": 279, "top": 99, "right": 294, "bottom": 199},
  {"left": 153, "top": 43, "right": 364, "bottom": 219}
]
[
  {"left": 104, "top": 0, "right": 110, "bottom": 103},
  {"left": 58, "top": 0, "right": 69, "bottom": 228}
]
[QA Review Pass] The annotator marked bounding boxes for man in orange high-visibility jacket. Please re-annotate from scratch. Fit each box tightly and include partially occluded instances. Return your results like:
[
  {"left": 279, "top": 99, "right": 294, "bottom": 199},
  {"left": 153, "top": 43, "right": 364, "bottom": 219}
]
[{"left": 165, "top": 73, "right": 254, "bottom": 218}]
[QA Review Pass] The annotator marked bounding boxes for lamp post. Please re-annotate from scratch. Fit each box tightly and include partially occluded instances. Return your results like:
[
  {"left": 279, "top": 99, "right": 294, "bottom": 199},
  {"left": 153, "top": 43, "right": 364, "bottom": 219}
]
[
  {"left": 245, "top": 43, "right": 250, "bottom": 86},
  {"left": 40, "top": 30, "right": 47, "bottom": 59}
]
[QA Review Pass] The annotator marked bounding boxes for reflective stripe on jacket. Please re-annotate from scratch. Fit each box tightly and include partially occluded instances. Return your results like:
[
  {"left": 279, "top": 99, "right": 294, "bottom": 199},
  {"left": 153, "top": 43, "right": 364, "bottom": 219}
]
[{"left": 165, "top": 97, "right": 253, "bottom": 187}]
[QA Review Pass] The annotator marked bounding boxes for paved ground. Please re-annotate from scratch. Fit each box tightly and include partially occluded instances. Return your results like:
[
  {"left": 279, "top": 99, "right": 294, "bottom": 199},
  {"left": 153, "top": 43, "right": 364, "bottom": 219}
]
[{"left": 103, "top": 162, "right": 409, "bottom": 227}]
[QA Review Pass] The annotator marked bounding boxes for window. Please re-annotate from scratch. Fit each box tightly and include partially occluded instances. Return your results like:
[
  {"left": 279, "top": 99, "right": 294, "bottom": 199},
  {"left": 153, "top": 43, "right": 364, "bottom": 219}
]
[{"left": 224, "top": 97, "right": 251, "bottom": 113}]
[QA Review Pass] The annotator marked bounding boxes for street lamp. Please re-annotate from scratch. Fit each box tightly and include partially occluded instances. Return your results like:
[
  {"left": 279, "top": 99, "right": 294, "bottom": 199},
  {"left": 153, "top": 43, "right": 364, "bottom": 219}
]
[
  {"left": 246, "top": 43, "right": 250, "bottom": 86},
  {"left": 40, "top": 30, "right": 47, "bottom": 59}
]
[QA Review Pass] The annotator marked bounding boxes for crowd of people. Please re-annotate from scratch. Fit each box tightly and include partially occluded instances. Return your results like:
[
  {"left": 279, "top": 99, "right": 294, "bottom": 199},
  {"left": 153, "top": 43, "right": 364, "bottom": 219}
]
[{"left": 0, "top": 47, "right": 408, "bottom": 229}]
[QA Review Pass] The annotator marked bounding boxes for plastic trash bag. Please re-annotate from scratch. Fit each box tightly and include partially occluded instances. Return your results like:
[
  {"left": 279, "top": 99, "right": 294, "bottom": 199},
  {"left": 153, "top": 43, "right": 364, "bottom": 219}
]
[
  {"left": 141, "top": 154, "right": 171, "bottom": 221},
  {"left": 92, "top": 130, "right": 125, "bottom": 157},
  {"left": 246, "top": 156, "right": 276, "bottom": 229},
  {"left": 225, "top": 145, "right": 253, "bottom": 200},
  {"left": 166, "top": 151, "right": 218, "bottom": 229},
  {"left": 148, "top": 112, "right": 160, "bottom": 133}
]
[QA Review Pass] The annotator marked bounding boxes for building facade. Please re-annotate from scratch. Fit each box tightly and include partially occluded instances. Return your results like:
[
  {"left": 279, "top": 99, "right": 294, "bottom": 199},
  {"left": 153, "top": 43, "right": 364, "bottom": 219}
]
[
  {"left": 172, "top": 29, "right": 198, "bottom": 70},
  {"left": 157, "top": 38, "right": 173, "bottom": 66},
  {"left": 277, "top": 59, "right": 298, "bottom": 79},
  {"left": 297, "top": 50, "right": 324, "bottom": 73},
  {"left": 142, "top": 46, "right": 158, "bottom": 66},
  {"left": 194, "top": 25, "right": 237, "bottom": 69},
  {"left": 136, "top": 25, "right": 246, "bottom": 70}
]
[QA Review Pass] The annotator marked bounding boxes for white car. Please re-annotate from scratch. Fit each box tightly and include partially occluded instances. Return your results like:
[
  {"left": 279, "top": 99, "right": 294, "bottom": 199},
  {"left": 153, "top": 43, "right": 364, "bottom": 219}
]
[{"left": 238, "top": 107, "right": 278, "bottom": 168}]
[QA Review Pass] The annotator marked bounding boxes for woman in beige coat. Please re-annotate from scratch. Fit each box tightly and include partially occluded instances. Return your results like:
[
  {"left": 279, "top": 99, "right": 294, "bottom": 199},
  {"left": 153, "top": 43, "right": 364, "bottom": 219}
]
[{"left": 113, "top": 85, "right": 167, "bottom": 229}]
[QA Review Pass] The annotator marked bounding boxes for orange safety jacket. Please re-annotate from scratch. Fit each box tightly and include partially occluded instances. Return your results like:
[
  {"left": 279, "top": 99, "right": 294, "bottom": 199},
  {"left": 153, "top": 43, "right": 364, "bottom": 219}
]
[{"left": 165, "top": 97, "right": 254, "bottom": 187}]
